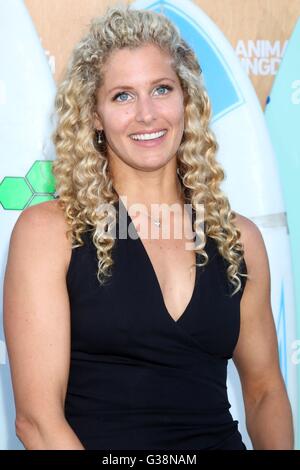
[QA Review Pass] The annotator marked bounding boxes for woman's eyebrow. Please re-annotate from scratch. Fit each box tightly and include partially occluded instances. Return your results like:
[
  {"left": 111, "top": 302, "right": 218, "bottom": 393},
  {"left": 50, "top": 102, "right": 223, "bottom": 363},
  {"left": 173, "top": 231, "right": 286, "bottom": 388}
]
[{"left": 107, "top": 77, "right": 176, "bottom": 94}]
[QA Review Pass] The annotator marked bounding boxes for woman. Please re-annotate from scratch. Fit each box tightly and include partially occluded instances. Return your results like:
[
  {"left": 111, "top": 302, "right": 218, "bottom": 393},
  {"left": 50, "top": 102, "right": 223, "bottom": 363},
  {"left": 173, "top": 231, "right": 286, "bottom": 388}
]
[{"left": 3, "top": 6, "right": 293, "bottom": 450}]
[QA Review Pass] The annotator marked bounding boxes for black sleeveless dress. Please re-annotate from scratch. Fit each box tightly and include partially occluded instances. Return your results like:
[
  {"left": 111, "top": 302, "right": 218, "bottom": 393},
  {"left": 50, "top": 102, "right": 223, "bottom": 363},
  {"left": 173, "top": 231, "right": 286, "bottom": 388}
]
[{"left": 64, "top": 199, "right": 248, "bottom": 450}]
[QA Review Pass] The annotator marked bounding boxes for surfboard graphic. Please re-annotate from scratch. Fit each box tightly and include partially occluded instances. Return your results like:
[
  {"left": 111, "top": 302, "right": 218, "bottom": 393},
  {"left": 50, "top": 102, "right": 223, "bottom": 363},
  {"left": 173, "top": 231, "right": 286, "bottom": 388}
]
[
  {"left": 0, "top": 0, "right": 56, "bottom": 449},
  {"left": 133, "top": 0, "right": 298, "bottom": 449},
  {"left": 265, "top": 18, "right": 300, "bottom": 449}
]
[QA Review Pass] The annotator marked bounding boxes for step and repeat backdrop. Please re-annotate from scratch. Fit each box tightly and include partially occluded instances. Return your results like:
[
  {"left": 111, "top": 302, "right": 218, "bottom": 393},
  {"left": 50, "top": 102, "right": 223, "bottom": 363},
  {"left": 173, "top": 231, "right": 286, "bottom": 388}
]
[{"left": 1, "top": 0, "right": 300, "bottom": 450}]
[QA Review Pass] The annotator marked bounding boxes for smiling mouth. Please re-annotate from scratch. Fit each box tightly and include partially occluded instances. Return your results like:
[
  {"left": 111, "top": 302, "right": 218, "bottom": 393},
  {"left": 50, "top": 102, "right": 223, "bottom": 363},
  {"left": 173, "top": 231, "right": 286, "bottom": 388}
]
[{"left": 129, "top": 130, "right": 167, "bottom": 141}]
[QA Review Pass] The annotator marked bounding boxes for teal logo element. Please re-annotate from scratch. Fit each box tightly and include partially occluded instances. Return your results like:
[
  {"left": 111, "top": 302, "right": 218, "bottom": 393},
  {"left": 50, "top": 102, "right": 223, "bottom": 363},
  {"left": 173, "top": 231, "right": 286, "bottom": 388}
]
[{"left": 0, "top": 160, "right": 55, "bottom": 210}]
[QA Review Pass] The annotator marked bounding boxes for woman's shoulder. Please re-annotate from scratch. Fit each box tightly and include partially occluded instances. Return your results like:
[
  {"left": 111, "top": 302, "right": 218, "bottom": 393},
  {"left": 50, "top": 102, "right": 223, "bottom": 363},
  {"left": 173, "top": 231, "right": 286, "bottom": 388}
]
[
  {"left": 232, "top": 211, "right": 269, "bottom": 280},
  {"left": 10, "top": 199, "right": 72, "bottom": 273},
  {"left": 13, "top": 199, "right": 69, "bottom": 242},
  {"left": 16, "top": 197, "right": 64, "bottom": 220}
]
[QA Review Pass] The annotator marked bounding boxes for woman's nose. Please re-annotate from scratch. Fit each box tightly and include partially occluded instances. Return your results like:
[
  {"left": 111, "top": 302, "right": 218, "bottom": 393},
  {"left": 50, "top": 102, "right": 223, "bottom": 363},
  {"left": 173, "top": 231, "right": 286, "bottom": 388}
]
[{"left": 135, "top": 94, "right": 157, "bottom": 124}]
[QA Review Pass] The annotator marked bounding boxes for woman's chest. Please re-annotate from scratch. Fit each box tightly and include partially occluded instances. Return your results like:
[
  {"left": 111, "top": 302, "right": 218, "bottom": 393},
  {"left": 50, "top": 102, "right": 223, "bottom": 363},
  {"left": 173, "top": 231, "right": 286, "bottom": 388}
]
[{"left": 67, "top": 233, "right": 242, "bottom": 359}]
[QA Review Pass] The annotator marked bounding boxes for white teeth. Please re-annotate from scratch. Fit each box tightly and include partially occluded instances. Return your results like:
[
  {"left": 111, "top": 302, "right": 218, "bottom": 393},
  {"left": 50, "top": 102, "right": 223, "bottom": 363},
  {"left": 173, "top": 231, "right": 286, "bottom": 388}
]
[{"left": 130, "top": 130, "right": 166, "bottom": 141}]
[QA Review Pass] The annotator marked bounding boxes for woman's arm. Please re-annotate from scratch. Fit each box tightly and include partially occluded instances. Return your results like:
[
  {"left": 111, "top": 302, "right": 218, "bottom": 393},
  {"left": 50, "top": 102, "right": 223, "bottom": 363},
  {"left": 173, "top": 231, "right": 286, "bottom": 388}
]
[
  {"left": 3, "top": 201, "right": 84, "bottom": 450},
  {"left": 232, "top": 214, "right": 294, "bottom": 450}
]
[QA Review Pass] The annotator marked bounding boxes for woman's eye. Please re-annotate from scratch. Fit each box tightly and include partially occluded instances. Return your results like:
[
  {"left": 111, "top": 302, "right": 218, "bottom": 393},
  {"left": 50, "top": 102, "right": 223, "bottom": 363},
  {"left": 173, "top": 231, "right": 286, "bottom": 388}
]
[
  {"left": 114, "top": 92, "right": 130, "bottom": 102},
  {"left": 154, "top": 85, "right": 172, "bottom": 95}
]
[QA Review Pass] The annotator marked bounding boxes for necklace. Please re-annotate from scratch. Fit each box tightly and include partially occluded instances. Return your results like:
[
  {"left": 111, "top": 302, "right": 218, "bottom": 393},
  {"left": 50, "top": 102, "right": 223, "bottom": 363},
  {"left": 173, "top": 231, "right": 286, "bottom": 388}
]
[
  {"left": 135, "top": 208, "right": 162, "bottom": 227},
  {"left": 126, "top": 178, "right": 184, "bottom": 228},
  {"left": 146, "top": 213, "right": 161, "bottom": 227},
  {"left": 134, "top": 199, "right": 185, "bottom": 228}
]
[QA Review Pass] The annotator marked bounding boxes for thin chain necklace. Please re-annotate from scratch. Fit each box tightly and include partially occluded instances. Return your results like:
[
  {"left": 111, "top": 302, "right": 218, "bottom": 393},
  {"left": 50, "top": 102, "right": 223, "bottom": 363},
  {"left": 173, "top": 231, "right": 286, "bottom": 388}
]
[
  {"left": 126, "top": 204, "right": 162, "bottom": 227},
  {"left": 135, "top": 187, "right": 185, "bottom": 228},
  {"left": 140, "top": 210, "right": 162, "bottom": 227},
  {"left": 123, "top": 176, "right": 185, "bottom": 228}
]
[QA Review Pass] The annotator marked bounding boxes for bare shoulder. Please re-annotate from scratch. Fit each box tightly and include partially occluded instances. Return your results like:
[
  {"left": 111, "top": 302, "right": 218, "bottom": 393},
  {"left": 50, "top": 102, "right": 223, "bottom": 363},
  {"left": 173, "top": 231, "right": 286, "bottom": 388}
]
[
  {"left": 232, "top": 212, "right": 270, "bottom": 281},
  {"left": 9, "top": 199, "right": 71, "bottom": 274},
  {"left": 14, "top": 199, "right": 68, "bottom": 233}
]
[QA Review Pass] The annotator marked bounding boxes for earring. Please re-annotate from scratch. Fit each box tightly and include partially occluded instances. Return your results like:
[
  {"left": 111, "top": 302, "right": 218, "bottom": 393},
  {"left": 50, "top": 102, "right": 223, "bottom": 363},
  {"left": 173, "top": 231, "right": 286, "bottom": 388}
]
[{"left": 97, "top": 130, "right": 104, "bottom": 144}]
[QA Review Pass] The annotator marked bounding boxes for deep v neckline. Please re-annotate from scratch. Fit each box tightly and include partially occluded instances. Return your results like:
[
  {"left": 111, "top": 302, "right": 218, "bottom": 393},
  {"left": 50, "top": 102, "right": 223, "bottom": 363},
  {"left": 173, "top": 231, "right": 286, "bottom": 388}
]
[{"left": 118, "top": 197, "right": 199, "bottom": 324}]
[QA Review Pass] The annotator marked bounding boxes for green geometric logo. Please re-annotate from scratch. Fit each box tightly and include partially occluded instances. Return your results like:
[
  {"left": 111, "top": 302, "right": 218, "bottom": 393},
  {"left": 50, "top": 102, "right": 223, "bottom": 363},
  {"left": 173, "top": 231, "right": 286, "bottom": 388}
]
[{"left": 0, "top": 160, "right": 56, "bottom": 210}]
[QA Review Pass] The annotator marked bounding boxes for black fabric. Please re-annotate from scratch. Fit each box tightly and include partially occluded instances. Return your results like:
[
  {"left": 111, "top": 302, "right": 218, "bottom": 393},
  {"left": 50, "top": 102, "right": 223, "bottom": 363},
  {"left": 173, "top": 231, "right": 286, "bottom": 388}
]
[{"left": 65, "top": 199, "right": 248, "bottom": 450}]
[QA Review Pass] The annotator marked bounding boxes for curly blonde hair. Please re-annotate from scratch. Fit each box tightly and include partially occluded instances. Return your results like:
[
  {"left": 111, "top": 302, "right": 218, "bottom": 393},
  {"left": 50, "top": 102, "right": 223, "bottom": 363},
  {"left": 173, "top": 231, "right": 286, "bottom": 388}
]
[{"left": 52, "top": 5, "right": 248, "bottom": 296}]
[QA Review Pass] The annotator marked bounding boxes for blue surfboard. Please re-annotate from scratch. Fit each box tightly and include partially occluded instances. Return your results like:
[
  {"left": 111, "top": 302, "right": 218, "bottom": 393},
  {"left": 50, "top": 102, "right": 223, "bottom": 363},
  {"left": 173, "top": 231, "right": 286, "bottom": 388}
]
[{"left": 265, "top": 17, "right": 300, "bottom": 449}]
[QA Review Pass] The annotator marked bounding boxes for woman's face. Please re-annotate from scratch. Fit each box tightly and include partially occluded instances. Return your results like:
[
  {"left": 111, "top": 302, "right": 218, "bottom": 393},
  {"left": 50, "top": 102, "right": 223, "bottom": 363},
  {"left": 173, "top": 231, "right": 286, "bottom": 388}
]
[{"left": 94, "top": 43, "right": 185, "bottom": 172}]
